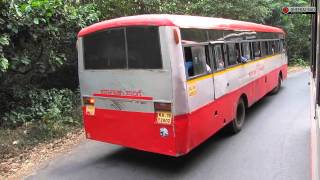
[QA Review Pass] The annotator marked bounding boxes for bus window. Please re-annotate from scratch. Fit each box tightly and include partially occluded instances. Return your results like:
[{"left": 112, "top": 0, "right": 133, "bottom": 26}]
[
  {"left": 83, "top": 28, "right": 126, "bottom": 69},
  {"left": 227, "top": 43, "right": 239, "bottom": 66},
  {"left": 222, "top": 44, "right": 228, "bottom": 65},
  {"left": 83, "top": 26, "right": 162, "bottom": 70},
  {"left": 252, "top": 41, "right": 261, "bottom": 59},
  {"left": 205, "top": 46, "right": 212, "bottom": 73},
  {"left": 268, "top": 41, "right": 276, "bottom": 54},
  {"left": 241, "top": 42, "right": 251, "bottom": 61},
  {"left": 127, "top": 27, "right": 162, "bottom": 69},
  {"left": 280, "top": 39, "right": 286, "bottom": 53},
  {"left": 184, "top": 46, "right": 208, "bottom": 78},
  {"left": 261, "top": 41, "right": 268, "bottom": 57},
  {"left": 180, "top": 29, "right": 208, "bottom": 43},
  {"left": 213, "top": 44, "right": 225, "bottom": 70},
  {"left": 274, "top": 40, "right": 280, "bottom": 53}
]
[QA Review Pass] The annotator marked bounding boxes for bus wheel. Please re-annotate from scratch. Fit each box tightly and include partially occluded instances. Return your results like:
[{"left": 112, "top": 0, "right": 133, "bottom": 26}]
[
  {"left": 270, "top": 75, "right": 282, "bottom": 95},
  {"left": 227, "top": 98, "right": 246, "bottom": 134}
]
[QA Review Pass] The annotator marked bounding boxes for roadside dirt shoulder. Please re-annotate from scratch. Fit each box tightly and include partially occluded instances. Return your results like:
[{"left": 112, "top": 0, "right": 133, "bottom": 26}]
[{"left": 1, "top": 130, "right": 85, "bottom": 180}]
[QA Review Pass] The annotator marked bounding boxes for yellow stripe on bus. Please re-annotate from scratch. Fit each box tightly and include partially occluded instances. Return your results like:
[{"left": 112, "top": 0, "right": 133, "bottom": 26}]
[{"left": 187, "top": 54, "right": 280, "bottom": 84}]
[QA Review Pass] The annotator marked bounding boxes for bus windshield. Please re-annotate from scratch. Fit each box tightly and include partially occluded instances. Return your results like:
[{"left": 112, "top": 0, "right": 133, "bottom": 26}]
[{"left": 83, "top": 26, "right": 162, "bottom": 70}]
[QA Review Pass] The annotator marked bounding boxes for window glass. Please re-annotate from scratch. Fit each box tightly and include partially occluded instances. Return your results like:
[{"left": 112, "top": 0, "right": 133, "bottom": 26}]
[
  {"left": 222, "top": 44, "right": 228, "bottom": 64},
  {"left": 180, "top": 29, "right": 208, "bottom": 43},
  {"left": 261, "top": 41, "right": 268, "bottom": 56},
  {"left": 241, "top": 42, "right": 251, "bottom": 61},
  {"left": 274, "top": 40, "right": 280, "bottom": 53},
  {"left": 83, "top": 26, "right": 162, "bottom": 70},
  {"left": 253, "top": 41, "right": 261, "bottom": 59},
  {"left": 280, "top": 39, "right": 284, "bottom": 52},
  {"left": 184, "top": 46, "right": 208, "bottom": 78},
  {"left": 83, "top": 28, "right": 126, "bottom": 69},
  {"left": 214, "top": 44, "right": 225, "bottom": 70},
  {"left": 268, "top": 41, "right": 274, "bottom": 54},
  {"left": 205, "top": 46, "right": 212, "bottom": 73},
  {"left": 227, "top": 43, "right": 239, "bottom": 66},
  {"left": 208, "top": 30, "right": 224, "bottom": 41},
  {"left": 127, "top": 27, "right": 162, "bottom": 69}
]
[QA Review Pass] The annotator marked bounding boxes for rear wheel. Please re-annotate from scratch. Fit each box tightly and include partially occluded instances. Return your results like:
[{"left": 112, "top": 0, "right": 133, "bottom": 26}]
[
  {"left": 227, "top": 98, "right": 246, "bottom": 134},
  {"left": 270, "top": 75, "right": 282, "bottom": 95}
]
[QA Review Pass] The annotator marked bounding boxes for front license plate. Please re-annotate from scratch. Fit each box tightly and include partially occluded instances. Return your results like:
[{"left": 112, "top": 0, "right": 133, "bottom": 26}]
[
  {"left": 86, "top": 105, "right": 95, "bottom": 116},
  {"left": 156, "top": 112, "right": 172, "bottom": 125}
]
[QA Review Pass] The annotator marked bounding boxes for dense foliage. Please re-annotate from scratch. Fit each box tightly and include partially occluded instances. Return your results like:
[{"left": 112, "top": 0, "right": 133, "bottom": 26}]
[
  {"left": 1, "top": 88, "right": 80, "bottom": 128},
  {"left": 0, "top": 0, "right": 99, "bottom": 128},
  {"left": 0, "top": 0, "right": 311, "bottom": 128}
]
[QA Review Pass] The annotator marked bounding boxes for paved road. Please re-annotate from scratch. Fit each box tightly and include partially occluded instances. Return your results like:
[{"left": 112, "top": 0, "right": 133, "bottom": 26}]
[{"left": 27, "top": 70, "right": 311, "bottom": 180}]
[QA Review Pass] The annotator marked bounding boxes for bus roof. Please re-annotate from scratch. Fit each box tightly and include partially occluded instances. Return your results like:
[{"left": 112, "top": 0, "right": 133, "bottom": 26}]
[{"left": 78, "top": 14, "right": 285, "bottom": 37}]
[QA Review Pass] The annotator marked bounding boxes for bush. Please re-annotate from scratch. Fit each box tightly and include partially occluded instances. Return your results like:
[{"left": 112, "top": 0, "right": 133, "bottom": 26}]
[
  {"left": 1, "top": 88, "right": 81, "bottom": 129},
  {"left": 290, "top": 58, "right": 309, "bottom": 67}
]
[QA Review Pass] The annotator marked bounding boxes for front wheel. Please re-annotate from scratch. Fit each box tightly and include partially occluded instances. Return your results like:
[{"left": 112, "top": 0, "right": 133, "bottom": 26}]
[{"left": 227, "top": 98, "right": 246, "bottom": 134}]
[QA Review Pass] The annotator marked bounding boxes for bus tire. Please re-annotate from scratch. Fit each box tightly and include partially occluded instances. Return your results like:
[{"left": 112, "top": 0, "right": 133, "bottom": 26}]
[
  {"left": 227, "top": 98, "right": 246, "bottom": 134},
  {"left": 270, "top": 75, "right": 282, "bottom": 95}
]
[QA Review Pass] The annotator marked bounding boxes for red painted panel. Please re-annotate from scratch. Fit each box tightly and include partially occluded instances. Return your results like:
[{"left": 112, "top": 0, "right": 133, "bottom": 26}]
[
  {"left": 78, "top": 14, "right": 285, "bottom": 37},
  {"left": 84, "top": 108, "right": 178, "bottom": 156}
]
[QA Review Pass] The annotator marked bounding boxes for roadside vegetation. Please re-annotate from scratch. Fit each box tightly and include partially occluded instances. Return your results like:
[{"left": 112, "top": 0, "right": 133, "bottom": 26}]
[{"left": 0, "top": 0, "right": 311, "bottom": 176}]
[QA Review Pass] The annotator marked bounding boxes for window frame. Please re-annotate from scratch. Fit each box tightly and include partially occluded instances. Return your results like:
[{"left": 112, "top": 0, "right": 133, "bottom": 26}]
[
  {"left": 183, "top": 42, "right": 212, "bottom": 80},
  {"left": 241, "top": 42, "right": 252, "bottom": 61},
  {"left": 225, "top": 42, "right": 240, "bottom": 67},
  {"left": 260, "top": 40, "right": 269, "bottom": 57},
  {"left": 252, "top": 41, "right": 262, "bottom": 60},
  {"left": 82, "top": 26, "right": 163, "bottom": 70},
  {"left": 212, "top": 43, "right": 227, "bottom": 71}
]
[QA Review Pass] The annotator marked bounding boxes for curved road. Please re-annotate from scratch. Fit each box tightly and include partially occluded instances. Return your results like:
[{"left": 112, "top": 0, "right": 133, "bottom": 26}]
[{"left": 27, "top": 70, "right": 310, "bottom": 180}]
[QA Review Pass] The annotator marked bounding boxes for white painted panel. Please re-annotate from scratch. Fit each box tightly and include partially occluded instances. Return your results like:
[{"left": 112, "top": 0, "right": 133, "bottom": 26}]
[{"left": 187, "top": 77, "right": 215, "bottom": 110}]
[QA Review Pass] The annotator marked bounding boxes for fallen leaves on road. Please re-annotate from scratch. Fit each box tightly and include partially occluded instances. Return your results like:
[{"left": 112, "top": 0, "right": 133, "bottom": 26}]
[{"left": 0, "top": 129, "right": 85, "bottom": 180}]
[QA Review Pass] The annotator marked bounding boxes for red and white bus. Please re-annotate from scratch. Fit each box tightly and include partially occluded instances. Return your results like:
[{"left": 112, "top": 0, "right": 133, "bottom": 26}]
[{"left": 77, "top": 14, "right": 287, "bottom": 156}]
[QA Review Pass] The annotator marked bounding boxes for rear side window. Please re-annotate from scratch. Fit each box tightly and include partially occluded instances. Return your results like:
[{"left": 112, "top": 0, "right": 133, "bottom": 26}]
[
  {"left": 83, "top": 26, "right": 162, "bottom": 70},
  {"left": 184, "top": 46, "right": 209, "bottom": 78},
  {"left": 83, "top": 28, "right": 126, "bottom": 69}
]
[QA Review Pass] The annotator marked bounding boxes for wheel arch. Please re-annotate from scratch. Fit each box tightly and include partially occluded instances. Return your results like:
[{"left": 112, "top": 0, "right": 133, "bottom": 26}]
[
  {"left": 279, "top": 70, "right": 283, "bottom": 79},
  {"left": 240, "top": 93, "right": 248, "bottom": 109}
]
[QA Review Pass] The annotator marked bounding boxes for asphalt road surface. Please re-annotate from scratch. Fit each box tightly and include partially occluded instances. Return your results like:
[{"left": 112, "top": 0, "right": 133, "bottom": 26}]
[{"left": 27, "top": 70, "right": 311, "bottom": 180}]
